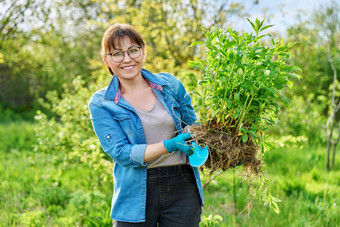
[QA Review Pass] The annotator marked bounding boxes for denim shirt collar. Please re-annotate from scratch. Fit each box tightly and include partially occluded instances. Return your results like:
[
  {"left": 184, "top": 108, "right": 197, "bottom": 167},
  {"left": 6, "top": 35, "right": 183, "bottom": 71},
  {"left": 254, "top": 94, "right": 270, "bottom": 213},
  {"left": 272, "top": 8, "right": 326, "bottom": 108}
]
[{"left": 104, "top": 68, "right": 164, "bottom": 104}]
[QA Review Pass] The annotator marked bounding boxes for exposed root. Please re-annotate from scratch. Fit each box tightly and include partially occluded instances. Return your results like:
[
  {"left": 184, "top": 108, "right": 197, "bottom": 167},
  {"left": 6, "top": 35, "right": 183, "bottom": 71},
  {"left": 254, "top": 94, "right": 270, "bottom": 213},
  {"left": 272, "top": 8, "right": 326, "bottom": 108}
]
[{"left": 188, "top": 124, "right": 262, "bottom": 176}]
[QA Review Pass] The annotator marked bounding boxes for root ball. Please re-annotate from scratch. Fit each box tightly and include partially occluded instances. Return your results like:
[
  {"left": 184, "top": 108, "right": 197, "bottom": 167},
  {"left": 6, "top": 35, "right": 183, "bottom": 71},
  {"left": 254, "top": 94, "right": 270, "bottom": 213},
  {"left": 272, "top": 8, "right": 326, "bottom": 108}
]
[{"left": 189, "top": 124, "right": 262, "bottom": 175}]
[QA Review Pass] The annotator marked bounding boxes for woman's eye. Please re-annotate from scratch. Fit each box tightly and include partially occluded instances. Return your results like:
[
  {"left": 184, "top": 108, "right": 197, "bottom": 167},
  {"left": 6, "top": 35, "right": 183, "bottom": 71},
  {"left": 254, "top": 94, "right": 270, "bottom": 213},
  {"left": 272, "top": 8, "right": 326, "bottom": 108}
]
[
  {"left": 129, "top": 48, "right": 138, "bottom": 53},
  {"left": 112, "top": 52, "right": 123, "bottom": 56}
]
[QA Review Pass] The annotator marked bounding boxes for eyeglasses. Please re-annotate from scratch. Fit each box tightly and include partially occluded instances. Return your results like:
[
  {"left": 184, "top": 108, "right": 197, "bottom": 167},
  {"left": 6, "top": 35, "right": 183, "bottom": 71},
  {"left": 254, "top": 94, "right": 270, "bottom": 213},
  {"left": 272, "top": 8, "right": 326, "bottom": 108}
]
[{"left": 107, "top": 46, "right": 142, "bottom": 63}]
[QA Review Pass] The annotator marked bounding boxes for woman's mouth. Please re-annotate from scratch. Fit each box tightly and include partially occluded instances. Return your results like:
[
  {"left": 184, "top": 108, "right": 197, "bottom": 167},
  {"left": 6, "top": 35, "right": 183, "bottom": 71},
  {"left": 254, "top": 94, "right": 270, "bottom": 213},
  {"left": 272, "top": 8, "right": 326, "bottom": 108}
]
[{"left": 121, "top": 65, "right": 135, "bottom": 70}]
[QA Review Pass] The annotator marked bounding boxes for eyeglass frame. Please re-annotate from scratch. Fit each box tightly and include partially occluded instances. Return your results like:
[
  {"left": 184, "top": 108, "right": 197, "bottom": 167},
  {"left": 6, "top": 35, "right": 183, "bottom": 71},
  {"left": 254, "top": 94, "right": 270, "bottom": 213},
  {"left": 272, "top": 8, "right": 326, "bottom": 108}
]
[{"left": 106, "top": 45, "right": 143, "bottom": 63}]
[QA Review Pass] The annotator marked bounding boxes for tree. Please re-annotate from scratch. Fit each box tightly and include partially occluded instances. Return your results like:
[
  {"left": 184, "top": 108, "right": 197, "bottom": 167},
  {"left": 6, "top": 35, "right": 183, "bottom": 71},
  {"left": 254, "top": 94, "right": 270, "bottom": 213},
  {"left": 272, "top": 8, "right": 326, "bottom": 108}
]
[
  {"left": 88, "top": 0, "right": 248, "bottom": 73},
  {"left": 284, "top": 2, "right": 339, "bottom": 166},
  {"left": 0, "top": 0, "right": 250, "bottom": 114},
  {"left": 314, "top": 2, "right": 340, "bottom": 170},
  {"left": 0, "top": 0, "right": 101, "bottom": 113}
]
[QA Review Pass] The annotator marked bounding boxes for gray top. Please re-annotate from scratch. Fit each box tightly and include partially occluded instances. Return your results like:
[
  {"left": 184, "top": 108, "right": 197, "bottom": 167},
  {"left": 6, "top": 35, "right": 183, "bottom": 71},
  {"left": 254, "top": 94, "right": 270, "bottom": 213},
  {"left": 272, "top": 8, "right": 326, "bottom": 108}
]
[{"left": 135, "top": 97, "right": 187, "bottom": 168}]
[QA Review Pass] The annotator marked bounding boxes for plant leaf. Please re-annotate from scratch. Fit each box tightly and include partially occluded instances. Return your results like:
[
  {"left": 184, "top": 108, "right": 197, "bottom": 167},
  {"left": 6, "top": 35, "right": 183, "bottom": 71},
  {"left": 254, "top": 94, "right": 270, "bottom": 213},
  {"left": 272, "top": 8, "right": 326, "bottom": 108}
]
[
  {"left": 247, "top": 18, "right": 257, "bottom": 33},
  {"left": 242, "top": 133, "right": 249, "bottom": 143},
  {"left": 260, "top": 24, "right": 274, "bottom": 32},
  {"left": 188, "top": 60, "right": 205, "bottom": 71},
  {"left": 271, "top": 201, "right": 280, "bottom": 214},
  {"left": 189, "top": 41, "right": 205, "bottom": 47}
]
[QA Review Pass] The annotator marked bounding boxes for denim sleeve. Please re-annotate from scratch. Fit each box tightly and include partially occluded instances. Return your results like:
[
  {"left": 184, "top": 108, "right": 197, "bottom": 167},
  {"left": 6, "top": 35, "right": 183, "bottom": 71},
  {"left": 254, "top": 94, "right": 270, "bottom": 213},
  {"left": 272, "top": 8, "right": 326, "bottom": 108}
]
[
  {"left": 171, "top": 74, "right": 198, "bottom": 127},
  {"left": 88, "top": 95, "right": 147, "bottom": 168}
]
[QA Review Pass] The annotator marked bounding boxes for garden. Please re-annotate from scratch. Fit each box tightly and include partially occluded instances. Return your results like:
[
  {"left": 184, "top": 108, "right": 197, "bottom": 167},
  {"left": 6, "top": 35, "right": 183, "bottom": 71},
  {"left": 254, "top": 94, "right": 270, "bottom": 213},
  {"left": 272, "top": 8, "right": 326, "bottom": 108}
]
[{"left": 0, "top": 0, "right": 339, "bottom": 226}]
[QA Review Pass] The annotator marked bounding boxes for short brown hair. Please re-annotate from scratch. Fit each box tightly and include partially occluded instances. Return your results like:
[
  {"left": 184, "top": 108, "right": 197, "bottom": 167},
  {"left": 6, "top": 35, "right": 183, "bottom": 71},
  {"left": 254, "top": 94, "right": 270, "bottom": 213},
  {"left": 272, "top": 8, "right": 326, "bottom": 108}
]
[{"left": 100, "top": 23, "right": 145, "bottom": 60}]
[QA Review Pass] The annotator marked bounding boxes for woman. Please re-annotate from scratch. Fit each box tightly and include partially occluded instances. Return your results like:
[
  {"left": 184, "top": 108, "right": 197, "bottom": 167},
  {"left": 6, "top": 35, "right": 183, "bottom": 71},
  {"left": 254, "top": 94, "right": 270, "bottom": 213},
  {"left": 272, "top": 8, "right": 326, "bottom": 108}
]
[{"left": 88, "top": 23, "right": 203, "bottom": 226}]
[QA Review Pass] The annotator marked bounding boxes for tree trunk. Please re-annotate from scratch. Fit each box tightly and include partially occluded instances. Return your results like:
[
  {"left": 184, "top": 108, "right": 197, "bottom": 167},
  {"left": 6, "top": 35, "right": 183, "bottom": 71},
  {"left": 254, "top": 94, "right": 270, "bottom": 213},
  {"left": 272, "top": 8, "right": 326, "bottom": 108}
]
[
  {"left": 331, "top": 122, "right": 340, "bottom": 168},
  {"left": 325, "top": 36, "right": 338, "bottom": 170},
  {"left": 327, "top": 119, "right": 334, "bottom": 171}
]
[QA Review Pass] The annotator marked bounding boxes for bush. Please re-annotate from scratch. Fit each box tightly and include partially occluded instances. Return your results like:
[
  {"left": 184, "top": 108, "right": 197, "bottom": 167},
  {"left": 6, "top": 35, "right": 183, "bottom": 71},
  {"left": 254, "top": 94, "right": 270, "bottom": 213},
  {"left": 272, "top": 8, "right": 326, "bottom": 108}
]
[
  {"left": 34, "top": 73, "right": 113, "bottom": 182},
  {"left": 268, "top": 94, "right": 327, "bottom": 144}
]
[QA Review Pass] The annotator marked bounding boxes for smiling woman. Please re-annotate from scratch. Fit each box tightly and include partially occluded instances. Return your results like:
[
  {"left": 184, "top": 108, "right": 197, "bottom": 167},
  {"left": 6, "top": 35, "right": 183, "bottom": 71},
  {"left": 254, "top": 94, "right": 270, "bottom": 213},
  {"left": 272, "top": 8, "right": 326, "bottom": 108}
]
[
  {"left": 101, "top": 25, "right": 145, "bottom": 83},
  {"left": 89, "top": 23, "right": 203, "bottom": 226}
]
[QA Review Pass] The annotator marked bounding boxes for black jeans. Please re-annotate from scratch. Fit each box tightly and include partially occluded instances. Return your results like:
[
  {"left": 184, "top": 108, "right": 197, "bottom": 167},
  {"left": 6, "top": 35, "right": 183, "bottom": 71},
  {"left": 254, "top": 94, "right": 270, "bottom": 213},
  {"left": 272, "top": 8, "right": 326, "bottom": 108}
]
[{"left": 113, "top": 165, "right": 202, "bottom": 227}]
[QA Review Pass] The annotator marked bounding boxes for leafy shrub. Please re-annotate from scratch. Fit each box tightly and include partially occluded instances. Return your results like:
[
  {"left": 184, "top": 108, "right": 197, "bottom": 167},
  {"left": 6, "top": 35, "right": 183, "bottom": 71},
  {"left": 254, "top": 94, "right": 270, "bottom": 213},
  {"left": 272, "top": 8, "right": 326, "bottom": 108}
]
[
  {"left": 34, "top": 73, "right": 113, "bottom": 182},
  {"left": 265, "top": 134, "right": 308, "bottom": 150},
  {"left": 187, "top": 18, "right": 302, "bottom": 214},
  {"left": 200, "top": 213, "right": 223, "bottom": 227},
  {"left": 189, "top": 19, "right": 301, "bottom": 144},
  {"left": 268, "top": 94, "right": 327, "bottom": 144}
]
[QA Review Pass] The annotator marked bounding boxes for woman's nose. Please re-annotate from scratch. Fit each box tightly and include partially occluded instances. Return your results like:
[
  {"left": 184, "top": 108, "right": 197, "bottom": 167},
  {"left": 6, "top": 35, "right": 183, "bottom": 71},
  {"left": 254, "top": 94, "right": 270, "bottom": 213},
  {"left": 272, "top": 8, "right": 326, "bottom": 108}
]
[{"left": 122, "top": 51, "right": 132, "bottom": 62}]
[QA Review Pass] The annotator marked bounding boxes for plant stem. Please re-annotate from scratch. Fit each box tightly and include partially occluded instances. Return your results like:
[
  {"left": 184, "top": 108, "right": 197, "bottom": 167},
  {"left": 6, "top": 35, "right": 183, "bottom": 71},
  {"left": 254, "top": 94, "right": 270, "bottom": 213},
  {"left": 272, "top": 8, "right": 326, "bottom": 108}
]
[
  {"left": 237, "top": 95, "right": 254, "bottom": 133},
  {"left": 227, "top": 58, "right": 237, "bottom": 101}
]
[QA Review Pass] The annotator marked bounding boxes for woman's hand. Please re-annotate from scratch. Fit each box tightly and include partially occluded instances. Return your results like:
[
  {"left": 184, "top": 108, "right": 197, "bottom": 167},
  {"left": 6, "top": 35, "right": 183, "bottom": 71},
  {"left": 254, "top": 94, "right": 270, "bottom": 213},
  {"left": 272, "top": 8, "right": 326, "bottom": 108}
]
[
  {"left": 164, "top": 133, "right": 193, "bottom": 156},
  {"left": 144, "top": 133, "right": 193, "bottom": 163}
]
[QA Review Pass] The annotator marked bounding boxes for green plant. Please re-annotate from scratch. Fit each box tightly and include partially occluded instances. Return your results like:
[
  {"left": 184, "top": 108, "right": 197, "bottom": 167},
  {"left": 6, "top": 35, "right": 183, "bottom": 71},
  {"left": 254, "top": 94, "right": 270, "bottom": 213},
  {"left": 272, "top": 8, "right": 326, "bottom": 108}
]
[
  {"left": 200, "top": 213, "right": 223, "bottom": 227},
  {"left": 34, "top": 74, "right": 113, "bottom": 185},
  {"left": 189, "top": 18, "right": 301, "bottom": 145},
  {"left": 188, "top": 18, "right": 302, "bottom": 214},
  {"left": 188, "top": 18, "right": 302, "bottom": 173}
]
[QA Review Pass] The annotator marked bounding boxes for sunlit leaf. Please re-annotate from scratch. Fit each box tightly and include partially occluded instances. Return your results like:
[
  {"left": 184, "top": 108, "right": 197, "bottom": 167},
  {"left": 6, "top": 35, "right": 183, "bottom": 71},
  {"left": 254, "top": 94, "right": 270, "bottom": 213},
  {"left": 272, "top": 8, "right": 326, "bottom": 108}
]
[{"left": 189, "top": 41, "right": 205, "bottom": 47}]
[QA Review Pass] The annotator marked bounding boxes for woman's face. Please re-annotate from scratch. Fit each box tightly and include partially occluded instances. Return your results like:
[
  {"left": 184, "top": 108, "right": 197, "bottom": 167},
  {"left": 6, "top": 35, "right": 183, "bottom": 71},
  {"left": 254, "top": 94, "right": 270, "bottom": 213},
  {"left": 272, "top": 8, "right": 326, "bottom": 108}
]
[{"left": 104, "top": 36, "right": 144, "bottom": 81}]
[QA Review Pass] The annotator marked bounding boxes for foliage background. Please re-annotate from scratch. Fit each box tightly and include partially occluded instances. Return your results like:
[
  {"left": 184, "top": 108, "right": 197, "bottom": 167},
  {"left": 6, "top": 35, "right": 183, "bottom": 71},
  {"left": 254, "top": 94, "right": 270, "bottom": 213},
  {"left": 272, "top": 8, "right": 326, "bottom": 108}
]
[{"left": 0, "top": 0, "right": 339, "bottom": 226}]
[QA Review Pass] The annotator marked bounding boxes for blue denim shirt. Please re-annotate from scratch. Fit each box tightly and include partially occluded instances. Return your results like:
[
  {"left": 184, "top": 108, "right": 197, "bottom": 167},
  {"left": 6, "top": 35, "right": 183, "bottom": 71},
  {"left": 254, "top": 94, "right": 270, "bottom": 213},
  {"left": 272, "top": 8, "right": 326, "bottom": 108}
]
[{"left": 88, "top": 69, "right": 204, "bottom": 222}]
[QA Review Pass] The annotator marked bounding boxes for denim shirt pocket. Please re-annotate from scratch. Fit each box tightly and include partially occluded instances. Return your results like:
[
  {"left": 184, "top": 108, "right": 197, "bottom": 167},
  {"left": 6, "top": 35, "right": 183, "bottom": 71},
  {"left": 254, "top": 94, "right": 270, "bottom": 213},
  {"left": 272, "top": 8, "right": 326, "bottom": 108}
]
[{"left": 112, "top": 113, "right": 132, "bottom": 135}]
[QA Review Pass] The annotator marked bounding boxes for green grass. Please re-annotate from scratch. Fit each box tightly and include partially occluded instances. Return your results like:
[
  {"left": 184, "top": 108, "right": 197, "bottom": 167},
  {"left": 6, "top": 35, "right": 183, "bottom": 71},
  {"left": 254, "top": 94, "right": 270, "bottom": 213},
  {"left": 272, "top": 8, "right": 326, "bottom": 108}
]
[
  {"left": 201, "top": 144, "right": 340, "bottom": 226},
  {"left": 0, "top": 121, "right": 36, "bottom": 152},
  {"left": 0, "top": 122, "right": 112, "bottom": 226},
  {"left": 1, "top": 122, "right": 339, "bottom": 226}
]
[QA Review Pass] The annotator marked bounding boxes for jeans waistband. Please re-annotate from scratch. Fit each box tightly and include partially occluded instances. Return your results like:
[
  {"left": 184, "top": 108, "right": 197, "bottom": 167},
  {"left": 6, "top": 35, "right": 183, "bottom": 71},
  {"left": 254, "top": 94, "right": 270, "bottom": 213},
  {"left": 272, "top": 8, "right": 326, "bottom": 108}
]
[{"left": 147, "top": 164, "right": 193, "bottom": 177}]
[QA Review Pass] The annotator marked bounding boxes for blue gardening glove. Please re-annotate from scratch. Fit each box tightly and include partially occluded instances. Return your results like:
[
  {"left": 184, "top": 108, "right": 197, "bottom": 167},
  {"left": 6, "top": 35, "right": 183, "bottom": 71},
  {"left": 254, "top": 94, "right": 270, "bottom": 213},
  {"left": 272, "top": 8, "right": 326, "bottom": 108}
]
[{"left": 164, "top": 133, "right": 194, "bottom": 156}]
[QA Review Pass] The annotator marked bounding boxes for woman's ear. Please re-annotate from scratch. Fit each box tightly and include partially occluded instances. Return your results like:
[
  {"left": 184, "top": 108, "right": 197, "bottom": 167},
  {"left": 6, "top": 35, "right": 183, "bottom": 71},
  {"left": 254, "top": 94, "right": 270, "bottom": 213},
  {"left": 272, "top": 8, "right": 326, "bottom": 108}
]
[
  {"left": 142, "top": 47, "right": 147, "bottom": 61},
  {"left": 103, "top": 58, "right": 109, "bottom": 67},
  {"left": 103, "top": 57, "right": 114, "bottom": 75}
]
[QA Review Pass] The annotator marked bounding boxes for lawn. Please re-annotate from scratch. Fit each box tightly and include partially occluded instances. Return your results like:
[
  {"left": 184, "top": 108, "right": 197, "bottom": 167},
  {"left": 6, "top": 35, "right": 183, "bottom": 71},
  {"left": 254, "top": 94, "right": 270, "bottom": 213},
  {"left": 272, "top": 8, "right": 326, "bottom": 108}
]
[{"left": 0, "top": 122, "right": 339, "bottom": 226}]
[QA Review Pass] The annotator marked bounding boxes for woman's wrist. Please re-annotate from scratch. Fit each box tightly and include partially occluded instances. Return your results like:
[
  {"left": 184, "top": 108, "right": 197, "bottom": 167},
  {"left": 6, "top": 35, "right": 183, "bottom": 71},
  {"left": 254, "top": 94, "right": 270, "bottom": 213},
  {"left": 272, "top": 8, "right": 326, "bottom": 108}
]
[{"left": 144, "top": 142, "right": 169, "bottom": 162}]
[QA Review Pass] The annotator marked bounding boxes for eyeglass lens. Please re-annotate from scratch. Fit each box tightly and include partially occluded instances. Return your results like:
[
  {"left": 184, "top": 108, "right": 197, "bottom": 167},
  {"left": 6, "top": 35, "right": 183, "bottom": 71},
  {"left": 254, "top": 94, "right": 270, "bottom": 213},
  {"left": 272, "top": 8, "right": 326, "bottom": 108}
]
[{"left": 110, "top": 47, "right": 141, "bottom": 63}]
